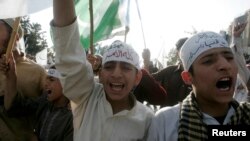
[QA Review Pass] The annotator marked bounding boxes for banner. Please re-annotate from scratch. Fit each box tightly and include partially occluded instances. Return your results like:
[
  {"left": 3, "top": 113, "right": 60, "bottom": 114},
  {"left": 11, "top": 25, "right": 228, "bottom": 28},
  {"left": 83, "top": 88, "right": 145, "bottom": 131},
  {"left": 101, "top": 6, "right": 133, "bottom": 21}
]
[
  {"left": 0, "top": 0, "right": 52, "bottom": 18},
  {"left": 75, "top": 0, "right": 130, "bottom": 49},
  {"left": 0, "top": 0, "right": 131, "bottom": 51}
]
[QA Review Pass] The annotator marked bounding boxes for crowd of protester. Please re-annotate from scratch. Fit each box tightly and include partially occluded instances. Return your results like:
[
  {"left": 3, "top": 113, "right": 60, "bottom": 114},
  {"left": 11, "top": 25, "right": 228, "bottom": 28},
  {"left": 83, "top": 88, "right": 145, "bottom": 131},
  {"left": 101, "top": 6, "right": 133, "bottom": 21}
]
[{"left": 0, "top": 0, "right": 249, "bottom": 140}]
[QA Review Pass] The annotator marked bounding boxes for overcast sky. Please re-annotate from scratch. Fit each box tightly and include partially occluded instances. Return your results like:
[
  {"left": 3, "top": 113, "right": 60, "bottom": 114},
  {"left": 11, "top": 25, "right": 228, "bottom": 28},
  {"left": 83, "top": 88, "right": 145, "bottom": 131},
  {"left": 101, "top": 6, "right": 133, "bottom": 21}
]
[{"left": 30, "top": 0, "right": 250, "bottom": 67}]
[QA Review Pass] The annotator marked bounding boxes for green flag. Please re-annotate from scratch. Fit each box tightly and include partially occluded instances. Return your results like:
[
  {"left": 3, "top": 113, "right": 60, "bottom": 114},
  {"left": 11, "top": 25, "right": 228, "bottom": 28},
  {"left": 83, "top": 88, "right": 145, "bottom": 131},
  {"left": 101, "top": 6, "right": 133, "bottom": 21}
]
[{"left": 74, "top": 0, "right": 123, "bottom": 49}]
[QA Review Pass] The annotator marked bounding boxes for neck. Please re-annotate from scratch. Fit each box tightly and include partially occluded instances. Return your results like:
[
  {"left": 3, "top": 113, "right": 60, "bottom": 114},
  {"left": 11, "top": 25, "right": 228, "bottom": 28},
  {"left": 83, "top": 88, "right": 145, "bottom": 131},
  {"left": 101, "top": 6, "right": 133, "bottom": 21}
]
[
  {"left": 197, "top": 99, "right": 230, "bottom": 117},
  {"left": 108, "top": 95, "right": 133, "bottom": 114},
  {"left": 53, "top": 96, "right": 69, "bottom": 108}
]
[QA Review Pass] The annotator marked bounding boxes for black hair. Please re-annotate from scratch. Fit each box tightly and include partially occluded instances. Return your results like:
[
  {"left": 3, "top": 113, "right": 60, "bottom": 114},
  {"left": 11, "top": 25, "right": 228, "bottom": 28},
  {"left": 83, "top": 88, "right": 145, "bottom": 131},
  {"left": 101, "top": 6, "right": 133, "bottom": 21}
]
[
  {"left": 188, "top": 65, "right": 194, "bottom": 75},
  {"left": 175, "top": 37, "right": 188, "bottom": 51}
]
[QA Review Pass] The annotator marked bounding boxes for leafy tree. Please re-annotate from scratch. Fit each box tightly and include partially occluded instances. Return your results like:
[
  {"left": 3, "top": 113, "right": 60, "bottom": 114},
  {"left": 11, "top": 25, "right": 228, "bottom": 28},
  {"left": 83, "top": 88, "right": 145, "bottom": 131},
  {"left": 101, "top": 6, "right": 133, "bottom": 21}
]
[
  {"left": 165, "top": 48, "right": 179, "bottom": 66},
  {"left": 20, "top": 16, "right": 48, "bottom": 57},
  {"left": 165, "top": 28, "right": 198, "bottom": 66}
]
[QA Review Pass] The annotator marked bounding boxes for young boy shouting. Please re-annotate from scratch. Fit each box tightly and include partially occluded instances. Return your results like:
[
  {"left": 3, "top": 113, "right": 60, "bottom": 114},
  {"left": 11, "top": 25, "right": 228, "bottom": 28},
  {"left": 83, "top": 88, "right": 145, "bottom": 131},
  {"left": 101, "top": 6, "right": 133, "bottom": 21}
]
[
  {"left": 50, "top": 0, "right": 154, "bottom": 140},
  {"left": 146, "top": 31, "right": 250, "bottom": 141}
]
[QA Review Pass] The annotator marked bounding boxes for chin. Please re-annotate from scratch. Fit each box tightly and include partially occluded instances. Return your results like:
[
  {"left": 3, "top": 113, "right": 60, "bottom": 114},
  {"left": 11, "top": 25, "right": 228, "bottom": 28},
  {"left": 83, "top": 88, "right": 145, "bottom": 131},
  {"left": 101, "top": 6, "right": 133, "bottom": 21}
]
[
  {"left": 107, "top": 93, "right": 127, "bottom": 102},
  {"left": 47, "top": 97, "right": 53, "bottom": 102},
  {"left": 109, "top": 95, "right": 124, "bottom": 101},
  {"left": 218, "top": 96, "right": 233, "bottom": 104}
]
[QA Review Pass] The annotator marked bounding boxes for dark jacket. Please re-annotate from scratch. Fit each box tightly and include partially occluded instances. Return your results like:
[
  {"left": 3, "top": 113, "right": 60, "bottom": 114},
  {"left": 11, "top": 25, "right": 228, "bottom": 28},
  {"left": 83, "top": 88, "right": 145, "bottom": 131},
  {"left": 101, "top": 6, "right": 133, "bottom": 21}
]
[
  {"left": 7, "top": 94, "right": 73, "bottom": 141},
  {"left": 152, "top": 63, "right": 192, "bottom": 106},
  {"left": 134, "top": 69, "right": 167, "bottom": 106}
]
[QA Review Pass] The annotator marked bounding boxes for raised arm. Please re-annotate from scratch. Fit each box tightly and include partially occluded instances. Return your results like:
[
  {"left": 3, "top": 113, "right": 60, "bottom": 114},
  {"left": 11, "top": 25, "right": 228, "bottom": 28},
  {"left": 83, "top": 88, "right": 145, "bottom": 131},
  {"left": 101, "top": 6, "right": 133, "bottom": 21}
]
[
  {"left": 51, "top": 0, "right": 94, "bottom": 115},
  {"left": 231, "top": 23, "right": 249, "bottom": 85},
  {"left": 53, "top": 0, "right": 76, "bottom": 27}
]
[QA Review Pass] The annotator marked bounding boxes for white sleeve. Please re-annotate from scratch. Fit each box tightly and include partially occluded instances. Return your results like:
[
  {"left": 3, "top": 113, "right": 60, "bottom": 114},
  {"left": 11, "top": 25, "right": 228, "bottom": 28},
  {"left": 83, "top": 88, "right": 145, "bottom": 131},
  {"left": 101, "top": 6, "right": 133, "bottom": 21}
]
[
  {"left": 231, "top": 37, "right": 250, "bottom": 84},
  {"left": 51, "top": 19, "right": 94, "bottom": 109}
]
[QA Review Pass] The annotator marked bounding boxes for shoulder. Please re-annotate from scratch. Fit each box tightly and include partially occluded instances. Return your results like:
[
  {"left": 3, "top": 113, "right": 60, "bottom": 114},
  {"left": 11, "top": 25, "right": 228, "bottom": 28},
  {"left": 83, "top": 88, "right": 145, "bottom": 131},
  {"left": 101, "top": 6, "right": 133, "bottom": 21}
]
[
  {"left": 162, "top": 65, "right": 178, "bottom": 71},
  {"left": 149, "top": 104, "right": 180, "bottom": 131},
  {"left": 17, "top": 57, "right": 46, "bottom": 72},
  {"left": 154, "top": 104, "right": 180, "bottom": 123},
  {"left": 152, "top": 65, "right": 178, "bottom": 76},
  {"left": 135, "top": 101, "right": 154, "bottom": 116},
  {"left": 147, "top": 104, "right": 180, "bottom": 141}
]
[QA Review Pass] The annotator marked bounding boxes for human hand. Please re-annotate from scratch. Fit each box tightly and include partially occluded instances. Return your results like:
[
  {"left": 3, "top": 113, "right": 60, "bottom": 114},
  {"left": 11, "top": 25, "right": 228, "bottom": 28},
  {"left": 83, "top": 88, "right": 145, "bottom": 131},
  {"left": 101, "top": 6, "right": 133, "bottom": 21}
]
[
  {"left": 142, "top": 48, "right": 150, "bottom": 61},
  {"left": 0, "top": 53, "right": 16, "bottom": 79},
  {"left": 87, "top": 54, "right": 96, "bottom": 69},
  {"left": 87, "top": 54, "right": 103, "bottom": 71},
  {"left": 233, "top": 22, "right": 248, "bottom": 38}
]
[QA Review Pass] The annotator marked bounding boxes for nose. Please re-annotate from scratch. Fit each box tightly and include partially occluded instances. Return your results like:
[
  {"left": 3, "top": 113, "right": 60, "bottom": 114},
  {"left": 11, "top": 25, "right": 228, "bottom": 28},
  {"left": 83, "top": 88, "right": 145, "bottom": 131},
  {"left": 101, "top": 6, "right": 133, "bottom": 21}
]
[
  {"left": 111, "top": 63, "right": 122, "bottom": 78},
  {"left": 217, "top": 56, "right": 232, "bottom": 71},
  {"left": 44, "top": 79, "right": 50, "bottom": 88}
]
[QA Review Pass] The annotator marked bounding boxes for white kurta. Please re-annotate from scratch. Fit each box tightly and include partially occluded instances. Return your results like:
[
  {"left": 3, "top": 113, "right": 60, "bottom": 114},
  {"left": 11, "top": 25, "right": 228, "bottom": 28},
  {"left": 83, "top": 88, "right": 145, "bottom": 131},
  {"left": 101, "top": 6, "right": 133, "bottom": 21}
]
[
  {"left": 146, "top": 104, "right": 236, "bottom": 141},
  {"left": 51, "top": 20, "right": 154, "bottom": 141}
]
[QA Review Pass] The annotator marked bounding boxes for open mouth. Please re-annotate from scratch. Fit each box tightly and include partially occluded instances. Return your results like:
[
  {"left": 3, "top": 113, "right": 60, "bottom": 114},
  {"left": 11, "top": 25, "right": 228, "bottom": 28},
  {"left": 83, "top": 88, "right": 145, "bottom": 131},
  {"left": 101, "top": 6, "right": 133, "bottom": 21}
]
[
  {"left": 47, "top": 89, "right": 52, "bottom": 95},
  {"left": 109, "top": 83, "right": 124, "bottom": 91},
  {"left": 216, "top": 77, "right": 232, "bottom": 91}
]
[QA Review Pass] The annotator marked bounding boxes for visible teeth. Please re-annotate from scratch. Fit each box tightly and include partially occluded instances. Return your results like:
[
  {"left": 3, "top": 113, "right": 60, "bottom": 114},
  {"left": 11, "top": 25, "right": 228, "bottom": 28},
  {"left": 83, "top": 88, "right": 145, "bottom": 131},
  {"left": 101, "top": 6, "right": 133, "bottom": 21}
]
[
  {"left": 112, "top": 83, "right": 122, "bottom": 86},
  {"left": 219, "top": 87, "right": 230, "bottom": 91},
  {"left": 112, "top": 87, "right": 122, "bottom": 91},
  {"left": 110, "top": 83, "right": 123, "bottom": 91},
  {"left": 220, "top": 77, "right": 229, "bottom": 81},
  {"left": 216, "top": 77, "right": 231, "bottom": 91}
]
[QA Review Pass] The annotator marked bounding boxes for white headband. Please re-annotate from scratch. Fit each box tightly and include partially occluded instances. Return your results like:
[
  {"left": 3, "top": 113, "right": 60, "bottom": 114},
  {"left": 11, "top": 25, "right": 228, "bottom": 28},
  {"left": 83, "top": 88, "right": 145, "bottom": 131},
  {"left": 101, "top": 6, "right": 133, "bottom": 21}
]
[
  {"left": 102, "top": 40, "right": 140, "bottom": 70},
  {"left": 180, "top": 31, "right": 229, "bottom": 71},
  {"left": 47, "top": 69, "right": 61, "bottom": 78}
]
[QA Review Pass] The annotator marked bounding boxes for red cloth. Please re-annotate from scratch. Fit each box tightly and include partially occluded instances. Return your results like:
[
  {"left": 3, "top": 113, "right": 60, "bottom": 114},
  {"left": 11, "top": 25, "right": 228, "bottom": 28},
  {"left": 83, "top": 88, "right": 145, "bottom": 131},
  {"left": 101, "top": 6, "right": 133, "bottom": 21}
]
[{"left": 134, "top": 69, "right": 167, "bottom": 106}]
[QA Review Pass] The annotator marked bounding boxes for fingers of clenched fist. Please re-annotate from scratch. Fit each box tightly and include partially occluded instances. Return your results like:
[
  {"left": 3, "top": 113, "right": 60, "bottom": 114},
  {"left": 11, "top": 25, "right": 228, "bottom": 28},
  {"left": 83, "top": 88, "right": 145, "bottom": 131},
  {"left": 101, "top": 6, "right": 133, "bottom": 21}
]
[
  {"left": 0, "top": 55, "right": 9, "bottom": 73},
  {"left": 233, "top": 22, "right": 248, "bottom": 37}
]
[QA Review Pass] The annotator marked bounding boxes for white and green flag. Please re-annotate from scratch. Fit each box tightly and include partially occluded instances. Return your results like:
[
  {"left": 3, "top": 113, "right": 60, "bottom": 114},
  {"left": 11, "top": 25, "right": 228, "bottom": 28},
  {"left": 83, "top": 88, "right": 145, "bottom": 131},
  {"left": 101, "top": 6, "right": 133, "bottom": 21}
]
[
  {"left": 75, "top": 0, "right": 130, "bottom": 49},
  {"left": 0, "top": 0, "right": 52, "bottom": 18},
  {"left": 0, "top": 0, "right": 130, "bottom": 50}
]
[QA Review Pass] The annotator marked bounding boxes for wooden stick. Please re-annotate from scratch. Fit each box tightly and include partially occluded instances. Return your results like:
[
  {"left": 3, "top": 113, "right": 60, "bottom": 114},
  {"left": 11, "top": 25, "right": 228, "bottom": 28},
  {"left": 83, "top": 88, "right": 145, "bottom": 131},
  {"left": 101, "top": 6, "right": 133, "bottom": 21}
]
[
  {"left": 89, "top": 0, "right": 94, "bottom": 55},
  {"left": 6, "top": 17, "right": 21, "bottom": 63},
  {"left": 124, "top": 26, "right": 129, "bottom": 43}
]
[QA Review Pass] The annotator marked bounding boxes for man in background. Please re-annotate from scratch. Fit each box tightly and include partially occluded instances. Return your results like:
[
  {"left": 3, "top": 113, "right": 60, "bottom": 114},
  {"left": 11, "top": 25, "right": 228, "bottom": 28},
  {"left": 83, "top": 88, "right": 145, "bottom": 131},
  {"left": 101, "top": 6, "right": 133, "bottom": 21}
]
[{"left": 0, "top": 18, "right": 46, "bottom": 141}]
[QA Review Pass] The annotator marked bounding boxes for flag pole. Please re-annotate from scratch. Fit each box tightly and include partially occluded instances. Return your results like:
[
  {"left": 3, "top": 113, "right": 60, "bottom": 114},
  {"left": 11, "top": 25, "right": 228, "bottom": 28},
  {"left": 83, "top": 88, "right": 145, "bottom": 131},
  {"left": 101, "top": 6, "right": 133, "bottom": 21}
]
[
  {"left": 135, "top": 0, "right": 146, "bottom": 49},
  {"left": 124, "top": 0, "right": 130, "bottom": 43},
  {"left": 89, "top": 0, "right": 94, "bottom": 55},
  {"left": 124, "top": 26, "right": 129, "bottom": 43},
  {"left": 6, "top": 17, "right": 21, "bottom": 63}
]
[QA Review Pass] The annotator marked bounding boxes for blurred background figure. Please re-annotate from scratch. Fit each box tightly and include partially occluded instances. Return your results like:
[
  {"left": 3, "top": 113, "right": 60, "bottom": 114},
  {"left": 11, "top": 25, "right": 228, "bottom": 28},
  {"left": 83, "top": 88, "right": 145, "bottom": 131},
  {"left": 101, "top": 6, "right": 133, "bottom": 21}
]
[
  {"left": 141, "top": 37, "right": 192, "bottom": 106},
  {"left": 142, "top": 48, "right": 159, "bottom": 73},
  {"left": 87, "top": 54, "right": 103, "bottom": 82},
  {"left": 0, "top": 18, "right": 46, "bottom": 141}
]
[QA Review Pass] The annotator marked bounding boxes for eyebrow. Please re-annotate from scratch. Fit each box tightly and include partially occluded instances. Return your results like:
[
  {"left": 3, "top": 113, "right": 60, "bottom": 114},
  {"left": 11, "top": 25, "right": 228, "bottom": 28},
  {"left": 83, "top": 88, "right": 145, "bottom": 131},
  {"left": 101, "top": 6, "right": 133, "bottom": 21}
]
[
  {"left": 201, "top": 50, "right": 233, "bottom": 59},
  {"left": 104, "top": 61, "right": 132, "bottom": 65}
]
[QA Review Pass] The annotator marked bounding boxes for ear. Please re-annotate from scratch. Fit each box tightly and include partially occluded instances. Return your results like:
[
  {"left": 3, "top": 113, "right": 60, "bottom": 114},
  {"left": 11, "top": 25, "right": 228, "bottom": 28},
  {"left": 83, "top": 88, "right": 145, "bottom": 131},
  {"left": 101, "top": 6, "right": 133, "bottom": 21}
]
[
  {"left": 181, "top": 71, "right": 192, "bottom": 85},
  {"left": 134, "top": 69, "right": 142, "bottom": 86},
  {"left": 98, "top": 68, "right": 104, "bottom": 83}
]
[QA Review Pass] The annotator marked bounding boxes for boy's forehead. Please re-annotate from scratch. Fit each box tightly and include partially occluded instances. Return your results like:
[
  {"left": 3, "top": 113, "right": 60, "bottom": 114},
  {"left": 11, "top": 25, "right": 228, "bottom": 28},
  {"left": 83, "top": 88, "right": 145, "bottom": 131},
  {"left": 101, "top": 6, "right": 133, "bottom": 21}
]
[
  {"left": 0, "top": 21, "right": 4, "bottom": 25},
  {"left": 0, "top": 21, "right": 8, "bottom": 32},
  {"left": 180, "top": 31, "right": 229, "bottom": 71},
  {"left": 0, "top": 20, "right": 7, "bottom": 26},
  {"left": 197, "top": 47, "right": 233, "bottom": 59},
  {"left": 103, "top": 61, "right": 134, "bottom": 67}
]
